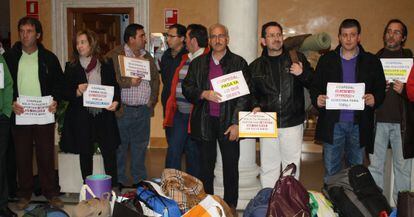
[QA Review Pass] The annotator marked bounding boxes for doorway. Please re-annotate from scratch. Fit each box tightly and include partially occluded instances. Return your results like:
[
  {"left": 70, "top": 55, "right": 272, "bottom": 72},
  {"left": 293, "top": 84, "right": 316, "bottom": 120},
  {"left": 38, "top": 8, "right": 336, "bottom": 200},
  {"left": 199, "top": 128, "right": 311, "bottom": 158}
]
[{"left": 67, "top": 8, "right": 133, "bottom": 59}]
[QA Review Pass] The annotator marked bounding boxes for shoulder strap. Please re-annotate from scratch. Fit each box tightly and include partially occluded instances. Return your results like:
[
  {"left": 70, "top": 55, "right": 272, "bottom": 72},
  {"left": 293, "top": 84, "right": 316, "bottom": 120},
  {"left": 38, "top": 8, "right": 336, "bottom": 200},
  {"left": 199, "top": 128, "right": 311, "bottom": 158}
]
[{"left": 289, "top": 49, "right": 299, "bottom": 63}]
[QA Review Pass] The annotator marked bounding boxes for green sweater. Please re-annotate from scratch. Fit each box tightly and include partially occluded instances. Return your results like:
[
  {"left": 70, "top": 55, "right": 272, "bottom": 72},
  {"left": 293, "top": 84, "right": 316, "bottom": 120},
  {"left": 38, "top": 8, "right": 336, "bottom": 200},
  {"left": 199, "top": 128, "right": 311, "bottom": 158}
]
[{"left": 0, "top": 54, "right": 13, "bottom": 117}]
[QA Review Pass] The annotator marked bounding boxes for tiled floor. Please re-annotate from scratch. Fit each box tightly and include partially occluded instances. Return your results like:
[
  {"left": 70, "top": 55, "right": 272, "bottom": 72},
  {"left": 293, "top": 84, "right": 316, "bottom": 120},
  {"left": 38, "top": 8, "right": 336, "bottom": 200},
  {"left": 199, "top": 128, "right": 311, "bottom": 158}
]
[{"left": 9, "top": 142, "right": 324, "bottom": 216}]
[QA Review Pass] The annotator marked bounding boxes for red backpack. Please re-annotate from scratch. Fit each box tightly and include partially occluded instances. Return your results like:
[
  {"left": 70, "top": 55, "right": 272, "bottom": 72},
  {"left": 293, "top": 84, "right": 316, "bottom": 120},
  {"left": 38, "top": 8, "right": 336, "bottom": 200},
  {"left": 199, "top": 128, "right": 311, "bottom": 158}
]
[{"left": 266, "top": 163, "right": 310, "bottom": 217}]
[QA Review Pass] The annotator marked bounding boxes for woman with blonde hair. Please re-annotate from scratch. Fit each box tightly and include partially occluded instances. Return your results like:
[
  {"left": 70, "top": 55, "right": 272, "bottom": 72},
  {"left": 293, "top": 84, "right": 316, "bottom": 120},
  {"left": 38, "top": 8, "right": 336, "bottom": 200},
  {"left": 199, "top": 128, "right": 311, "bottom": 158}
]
[{"left": 61, "top": 29, "right": 120, "bottom": 186}]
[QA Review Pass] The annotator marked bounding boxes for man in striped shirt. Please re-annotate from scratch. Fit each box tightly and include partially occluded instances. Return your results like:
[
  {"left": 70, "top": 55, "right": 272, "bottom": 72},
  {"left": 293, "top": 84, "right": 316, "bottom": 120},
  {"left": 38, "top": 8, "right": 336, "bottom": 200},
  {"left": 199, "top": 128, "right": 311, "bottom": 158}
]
[{"left": 163, "top": 24, "right": 209, "bottom": 178}]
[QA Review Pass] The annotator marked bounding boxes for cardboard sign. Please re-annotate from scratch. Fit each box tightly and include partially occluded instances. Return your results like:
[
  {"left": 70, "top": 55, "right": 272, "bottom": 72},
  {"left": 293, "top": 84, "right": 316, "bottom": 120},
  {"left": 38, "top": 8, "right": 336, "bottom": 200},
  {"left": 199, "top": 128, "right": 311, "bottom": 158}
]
[
  {"left": 239, "top": 111, "right": 278, "bottom": 138},
  {"left": 380, "top": 58, "right": 413, "bottom": 83},
  {"left": 210, "top": 71, "right": 250, "bottom": 102},
  {"left": 326, "top": 82, "right": 365, "bottom": 110},
  {"left": 83, "top": 84, "right": 114, "bottom": 108},
  {"left": 16, "top": 95, "right": 54, "bottom": 125},
  {"left": 118, "top": 55, "right": 151, "bottom": 81}
]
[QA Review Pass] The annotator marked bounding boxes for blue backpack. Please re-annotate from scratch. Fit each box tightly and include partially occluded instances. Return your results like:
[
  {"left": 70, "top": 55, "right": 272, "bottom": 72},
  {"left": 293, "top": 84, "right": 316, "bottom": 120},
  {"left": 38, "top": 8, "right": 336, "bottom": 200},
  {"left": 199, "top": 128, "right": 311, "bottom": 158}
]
[
  {"left": 23, "top": 204, "right": 70, "bottom": 217},
  {"left": 243, "top": 188, "right": 273, "bottom": 217},
  {"left": 136, "top": 181, "right": 182, "bottom": 217}
]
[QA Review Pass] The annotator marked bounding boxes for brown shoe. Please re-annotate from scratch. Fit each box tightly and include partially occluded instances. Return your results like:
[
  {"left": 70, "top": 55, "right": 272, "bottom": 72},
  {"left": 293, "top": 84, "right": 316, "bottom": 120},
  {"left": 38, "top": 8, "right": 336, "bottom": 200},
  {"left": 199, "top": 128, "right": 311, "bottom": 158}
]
[
  {"left": 16, "top": 198, "right": 31, "bottom": 210},
  {"left": 48, "top": 197, "right": 64, "bottom": 208}
]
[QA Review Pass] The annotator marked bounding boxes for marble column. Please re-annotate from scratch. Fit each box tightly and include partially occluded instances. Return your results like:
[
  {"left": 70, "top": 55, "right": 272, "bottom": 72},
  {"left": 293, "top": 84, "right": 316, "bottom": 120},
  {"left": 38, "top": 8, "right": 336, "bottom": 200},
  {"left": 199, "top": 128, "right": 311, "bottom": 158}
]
[{"left": 213, "top": 0, "right": 261, "bottom": 210}]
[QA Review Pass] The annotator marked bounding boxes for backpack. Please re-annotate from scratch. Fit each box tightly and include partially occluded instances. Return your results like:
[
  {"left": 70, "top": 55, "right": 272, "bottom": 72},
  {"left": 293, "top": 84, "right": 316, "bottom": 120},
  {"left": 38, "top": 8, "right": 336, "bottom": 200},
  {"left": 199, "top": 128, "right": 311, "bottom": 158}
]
[
  {"left": 136, "top": 180, "right": 182, "bottom": 217},
  {"left": 243, "top": 188, "right": 272, "bottom": 217},
  {"left": 324, "top": 165, "right": 391, "bottom": 217},
  {"left": 266, "top": 163, "right": 311, "bottom": 217},
  {"left": 23, "top": 204, "right": 70, "bottom": 217}
]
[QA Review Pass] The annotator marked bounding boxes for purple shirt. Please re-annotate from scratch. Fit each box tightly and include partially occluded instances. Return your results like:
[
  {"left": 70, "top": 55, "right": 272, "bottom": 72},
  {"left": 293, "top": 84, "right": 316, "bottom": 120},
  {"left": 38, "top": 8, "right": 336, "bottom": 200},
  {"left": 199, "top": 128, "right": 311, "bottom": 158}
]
[
  {"left": 208, "top": 58, "right": 222, "bottom": 117},
  {"left": 339, "top": 56, "right": 357, "bottom": 122}
]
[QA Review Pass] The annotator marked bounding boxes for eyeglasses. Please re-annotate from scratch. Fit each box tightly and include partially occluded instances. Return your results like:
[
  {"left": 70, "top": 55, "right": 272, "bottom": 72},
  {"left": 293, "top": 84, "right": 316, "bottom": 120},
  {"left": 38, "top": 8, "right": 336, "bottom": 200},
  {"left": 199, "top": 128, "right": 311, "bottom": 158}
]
[
  {"left": 209, "top": 34, "right": 227, "bottom": 40},
  {"left": 386, "top": 29, "right": 403, "bottom": 36},
  {"left": 167, "top": 34, "right": 178, "bottom": 38},
  {"left": 266, "top": 33, "right": 283, "bottom": 39}
]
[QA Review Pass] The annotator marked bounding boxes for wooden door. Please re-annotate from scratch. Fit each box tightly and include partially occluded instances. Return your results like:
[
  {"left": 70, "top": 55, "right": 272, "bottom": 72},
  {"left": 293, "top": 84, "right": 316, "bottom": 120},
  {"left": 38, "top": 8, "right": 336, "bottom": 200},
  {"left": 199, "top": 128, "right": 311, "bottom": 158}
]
[{"left": 67, "top": 8, "right": 133, "bottom": 61}]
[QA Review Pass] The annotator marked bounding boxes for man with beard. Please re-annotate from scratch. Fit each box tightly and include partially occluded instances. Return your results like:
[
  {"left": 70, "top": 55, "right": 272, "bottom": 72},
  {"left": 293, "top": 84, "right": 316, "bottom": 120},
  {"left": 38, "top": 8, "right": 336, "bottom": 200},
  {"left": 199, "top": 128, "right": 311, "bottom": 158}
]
[
  {"left": 248, "top": 21, "right": 313, "bottom": 188},
  {"left": 368, "top": 19, "right": 413, "bottom": 202}
]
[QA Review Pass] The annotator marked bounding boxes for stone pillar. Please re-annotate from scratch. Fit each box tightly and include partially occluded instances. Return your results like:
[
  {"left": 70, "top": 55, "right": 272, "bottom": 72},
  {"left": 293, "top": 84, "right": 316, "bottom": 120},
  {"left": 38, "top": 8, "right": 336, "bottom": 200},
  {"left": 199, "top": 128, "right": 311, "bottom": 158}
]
[{"left": 213, "top": 0, "right": 261, "bottom": 209}]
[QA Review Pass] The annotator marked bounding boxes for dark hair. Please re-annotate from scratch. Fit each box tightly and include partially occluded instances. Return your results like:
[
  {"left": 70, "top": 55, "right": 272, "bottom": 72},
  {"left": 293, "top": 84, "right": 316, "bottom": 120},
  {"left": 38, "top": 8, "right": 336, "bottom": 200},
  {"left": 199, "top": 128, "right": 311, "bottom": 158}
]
[
  {"left": 18, "top": 16, "right": 43, "bottom": 36},
  {"left": 123, "top": 23, "right": 144, "bottom": 43},
  {"left": 187, "top": 24, "right": 208, "bottom": 48},
  {"left": 339, "top": 19, "right": 361, "bottom": 35},
  {"left": 383, "top": 19, "right": 408, "bottom": 46},
  {"left": 71, "top": 29, "right": 103, "bottom": 64},
  {"left": 169, "top": 24, "right": 187, "bottom": 37},
  {"left": 261, "top": 21, "right": 283, "bottom": 38}
]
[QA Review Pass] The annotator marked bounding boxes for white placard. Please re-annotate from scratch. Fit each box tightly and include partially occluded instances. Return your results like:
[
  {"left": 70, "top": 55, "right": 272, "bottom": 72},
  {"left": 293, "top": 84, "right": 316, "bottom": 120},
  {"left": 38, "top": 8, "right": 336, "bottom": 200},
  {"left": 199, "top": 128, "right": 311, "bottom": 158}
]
[
  {"left": 0, "top": 63, "right": 4, "bottom": 89},
  {"left": 118, "top": 55, "right": 151, "bottom": 81},
  {"left": 326, "top": 82, "right": 365, "bottom": 110},
  {"left": 239, "top": 111, "right": 278, "bottom": 138},
  {"left": 16, "top": 95, "right": 55, "bottom": 125},
  {"left": 83, "top": 84, "right": 114, "bottom": 108},
  {"left": 210, "top": 71, "right": 250, "bottom": 102},
  {"left": 380, "top": 58, "right": 413, "bottom": 83}
]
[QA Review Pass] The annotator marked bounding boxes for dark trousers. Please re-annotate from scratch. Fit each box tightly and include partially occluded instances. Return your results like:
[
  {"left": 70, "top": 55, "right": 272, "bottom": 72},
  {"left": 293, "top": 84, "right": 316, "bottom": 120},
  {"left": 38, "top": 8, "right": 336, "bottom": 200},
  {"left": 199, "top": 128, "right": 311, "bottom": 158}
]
[
  {"left": 200, "top": 117, "right": 240, "bottom": 207},
  {"left": 165, "top": 111, "right": 201, "bottom": 178},
  {"left": 12, "top": 123, "right": 59, "bottom": 200},
  {"left": 0, "top": 114, "right": 10, "bottom": 208},
  {"left": 80, "top": 113, "right": 118, "bottom": 186}
]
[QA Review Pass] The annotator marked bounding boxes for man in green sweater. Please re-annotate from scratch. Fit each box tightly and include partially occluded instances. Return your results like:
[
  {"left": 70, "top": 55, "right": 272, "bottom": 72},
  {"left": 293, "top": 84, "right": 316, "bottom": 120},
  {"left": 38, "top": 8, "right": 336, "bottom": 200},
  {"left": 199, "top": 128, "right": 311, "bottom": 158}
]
[{"left": 0, "top": 54, "right": 16, "bottom": 217}]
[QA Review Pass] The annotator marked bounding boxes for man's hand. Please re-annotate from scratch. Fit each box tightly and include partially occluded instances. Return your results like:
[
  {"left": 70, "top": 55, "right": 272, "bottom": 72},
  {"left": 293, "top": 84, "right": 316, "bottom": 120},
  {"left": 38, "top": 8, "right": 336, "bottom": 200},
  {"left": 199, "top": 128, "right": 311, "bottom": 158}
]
[
  {"left": 289, "top": 62, "right": 303, "bottom": 76},
  {"left": 106, "top": 101, "right": 119, "bottom": 111},
  {"left": 201, "top": 90, "right": 222, "bottom": 103},
  {"left": 224, "top": 124, "right": 239, "bottom": 141},
  {"left": 393, "top": 80, "right": 404, "bottom": 94},
  {"left": 131, "top": 77, "right": 142, "bottom": 86},
  {"left": 49, "top": 100, "right": 58, "bottom": 113},
  {"left": 363, "top": 94, "right": 375, "bottom": 107},
  {"left": 317, "top": 95, "right": 328, "bottom": 108},
  {"left": 12, "top": 101, "right": 24, "bottom": 115},
  {"left": 252, "top": 107, "right": 261, "bottom": 114},
  {"left": 77, "top": 83, "right": 88, "bottom": 96}
]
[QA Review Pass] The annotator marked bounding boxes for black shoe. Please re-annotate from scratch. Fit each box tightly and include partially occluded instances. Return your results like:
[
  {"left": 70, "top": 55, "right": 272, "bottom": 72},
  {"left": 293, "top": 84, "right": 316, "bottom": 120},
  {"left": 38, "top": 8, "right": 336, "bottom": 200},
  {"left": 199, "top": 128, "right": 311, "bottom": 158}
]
[
  {"left": 0, "top": 206, "right": 17, "bottom": 217},
  {"left": 118, "top": 183, "right": 126, "bottom": 191},
  {"left": 131, "top": 183, "right": 139, "bottom": 189}
]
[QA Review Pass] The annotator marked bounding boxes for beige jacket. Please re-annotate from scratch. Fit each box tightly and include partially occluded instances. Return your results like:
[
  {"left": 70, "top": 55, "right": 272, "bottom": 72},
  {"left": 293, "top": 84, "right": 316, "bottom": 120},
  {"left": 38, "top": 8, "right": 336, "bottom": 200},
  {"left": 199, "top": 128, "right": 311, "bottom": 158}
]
[{"left": 106, "top": 45, "right": 160, "bottom": 117}]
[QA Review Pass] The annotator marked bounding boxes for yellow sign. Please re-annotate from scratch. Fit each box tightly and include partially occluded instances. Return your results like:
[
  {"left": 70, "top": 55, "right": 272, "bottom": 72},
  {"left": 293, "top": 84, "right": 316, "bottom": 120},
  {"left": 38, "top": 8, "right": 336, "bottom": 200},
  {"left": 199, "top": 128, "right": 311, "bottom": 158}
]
[{"left": 238, "top": 111, "right": 278, "bottom": 138}]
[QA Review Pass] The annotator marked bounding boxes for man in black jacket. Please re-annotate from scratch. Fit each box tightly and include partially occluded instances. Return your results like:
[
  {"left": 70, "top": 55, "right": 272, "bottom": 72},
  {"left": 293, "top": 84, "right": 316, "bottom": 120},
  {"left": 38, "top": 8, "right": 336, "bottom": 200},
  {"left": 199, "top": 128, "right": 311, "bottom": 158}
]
[
  {"left": 3, "top": 17, "right": 64, "bottom": 209},
  {"left": 248, "top": 21, "right": 313, "bottom": 188},
  {"left": 311, "top": 19, "right": 386, "bottom": 182},
  {"left": 368, "top": 19, "right": 413, "bottom": 202},
  {"left": 182, "top": 23, "right": 249, "bottom": 212}
]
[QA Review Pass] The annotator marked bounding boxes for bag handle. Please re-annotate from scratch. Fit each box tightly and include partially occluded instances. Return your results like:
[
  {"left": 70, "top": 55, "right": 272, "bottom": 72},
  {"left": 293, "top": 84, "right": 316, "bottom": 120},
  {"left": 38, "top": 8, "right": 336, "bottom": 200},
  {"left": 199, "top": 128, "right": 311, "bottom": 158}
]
[
  {"left": 79, "top": 184, "right": 97, "bottom": 201},
  {"left": 279, "top": 163, "right": 297, "bottom": 178}
]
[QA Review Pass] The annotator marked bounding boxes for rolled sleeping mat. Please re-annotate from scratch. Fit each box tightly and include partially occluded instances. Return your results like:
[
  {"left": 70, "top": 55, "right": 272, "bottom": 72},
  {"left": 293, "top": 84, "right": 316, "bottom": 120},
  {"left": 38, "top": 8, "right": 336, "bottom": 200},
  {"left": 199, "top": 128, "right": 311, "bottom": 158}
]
[{"left": 299, "top": 32, "right": 331, "bottom": 52}]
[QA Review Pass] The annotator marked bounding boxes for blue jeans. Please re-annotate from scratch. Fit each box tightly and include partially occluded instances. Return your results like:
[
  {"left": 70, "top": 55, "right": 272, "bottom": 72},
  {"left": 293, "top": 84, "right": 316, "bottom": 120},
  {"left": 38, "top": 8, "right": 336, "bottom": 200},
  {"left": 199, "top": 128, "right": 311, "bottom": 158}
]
[
  {"left": 117, "top": 105, "right": 150, "bottom": 185},
  {"left": 165, "top": 112, "right": 200, "bottom": 178},
  {"left": 323, "top": 122, "right": 364, "bottom": 182},
  {"left": 368, "top": 122, "right": 412, "bottom": 203}
]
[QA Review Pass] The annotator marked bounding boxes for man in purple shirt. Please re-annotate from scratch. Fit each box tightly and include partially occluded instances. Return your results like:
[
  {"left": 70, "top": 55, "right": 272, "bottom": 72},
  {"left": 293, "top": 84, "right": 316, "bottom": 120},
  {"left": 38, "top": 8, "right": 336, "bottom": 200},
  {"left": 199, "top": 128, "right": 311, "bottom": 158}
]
[
  {"left": 182, "top": 24, "right": 249, "bottom": 215},
  {"left": 311, "top": 19, "right": 386, "bottom": 182}
]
